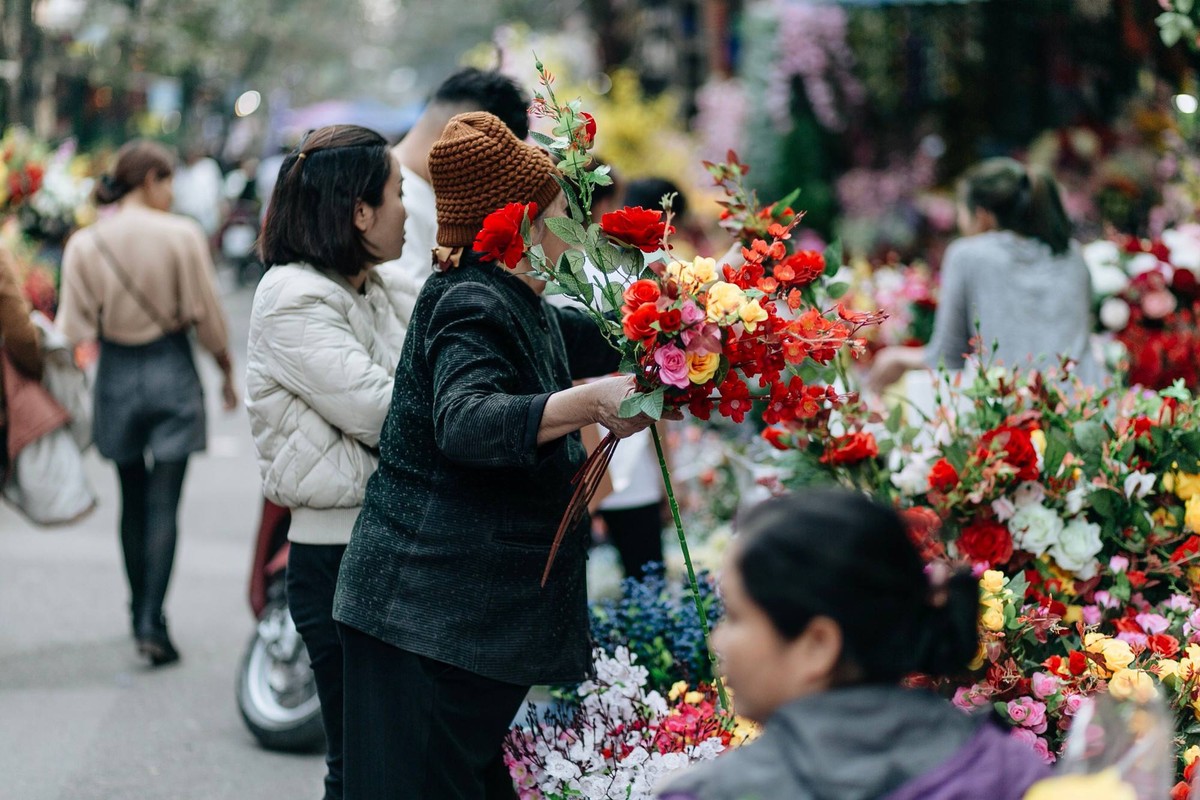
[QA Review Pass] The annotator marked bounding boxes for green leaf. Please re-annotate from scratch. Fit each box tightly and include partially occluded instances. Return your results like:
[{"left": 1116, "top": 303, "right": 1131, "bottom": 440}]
[
  {"left": 1072, "top": 419, "right": 1107, "bottom": 457},
  {"left": 530, "top": 131, "right": 556, "bottom": 149},
  {"left": 774, "top": 188, "right": 802, "bottom": 216},
  {"left": 885, "top": 404, "right": 903, "bottom": 435},
  {"left": 545, "top": 216, "right": 588, "bottom": 248},
  {"left": 1042, "top": 428, "right": 1070, "bottom": 478},
  {"left": 555, "top": 251, "right": 594, "bottom": 305},
  {"left": 1179, "top": 0, "right": 1194, "bottom": 16},
  {"left": 826, "top": 281, "right": 850, "bottom": 299},
  {"left": 823, "top": 240, "right": 843, "bottom": 277},
  {"left": 619, "top": 388, "right": 665, "bottom": 420},
  {"left": 601, "top": 281, "right": 625, "bottom": 314},
  {"left": 555, "top": 176, "right": 585, "bottom": 222}
]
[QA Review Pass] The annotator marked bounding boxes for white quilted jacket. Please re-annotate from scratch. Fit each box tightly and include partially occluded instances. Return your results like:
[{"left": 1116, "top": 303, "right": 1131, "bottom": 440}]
[{"left": 246, "top": 261, "right": 416, "bottom": 532}]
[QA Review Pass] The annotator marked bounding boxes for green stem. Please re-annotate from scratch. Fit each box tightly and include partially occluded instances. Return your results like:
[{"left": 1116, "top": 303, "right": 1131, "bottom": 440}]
[{"left": 650, "top": 425, "right": 729, "bottom": 710}]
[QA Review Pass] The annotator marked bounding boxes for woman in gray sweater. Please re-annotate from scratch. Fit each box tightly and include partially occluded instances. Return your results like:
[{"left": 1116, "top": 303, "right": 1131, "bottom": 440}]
[{"left": 868, "top": 159, "right": 1103, "bottom": 392}]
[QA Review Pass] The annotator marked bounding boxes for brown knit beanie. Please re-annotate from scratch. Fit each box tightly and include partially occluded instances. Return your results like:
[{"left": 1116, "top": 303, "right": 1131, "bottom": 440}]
[{"left": 428, "top": 111, "right": 562, "bottom": 248}]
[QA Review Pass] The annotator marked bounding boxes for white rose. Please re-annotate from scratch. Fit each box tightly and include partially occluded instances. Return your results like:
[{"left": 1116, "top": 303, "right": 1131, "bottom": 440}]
[
  {"left": 1099, "top": 297, "right": 1131, "bottom": 331},
  {"left": 1164, "top": 226, "right": 1200, "bottom": 271},
  {"left": 1083, "top": 239, "right": 1121, "bottom": 272},
  {"left": 1091, "top": 263, "right": 1131, "bottom": 297},
  {"left": 891, "top": 454, "right": 932, "bottom": 496},
  {"left": 1049, "top": 517, "right": 1103, "bottom": 575},
  {"left": 1065, "top": 481, "right": 1092, "bottom": 515},
  {"left": 1008, "top": 503, "right": 1064, "bottom": 556},
  {"left": 1129, "top": 252, "right": 1163, "bottom": 276}
]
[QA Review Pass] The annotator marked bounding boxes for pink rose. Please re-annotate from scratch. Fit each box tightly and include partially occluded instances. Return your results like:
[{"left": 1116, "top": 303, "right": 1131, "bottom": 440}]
[
  {"left": 1185, "top": 609, "right": 1200, "bottom": 639},
  {"left": 1031, "top": 672, "right": 1059, "bottom": 700},
  {"left": 1135, "top": 613, "right": 1170, "bottom": 634},
  {"left": 1063, "top": 693, "right": 1086, "bottom": 716},
  {"left": 1006, "top": 699, "right": 1030, "bottom": 724},
  {"left": 680, "top": 301, "right": 706, "bottom": 326},
  {"left": 1109, "top": 555, "right": 1129, "bottom": 573},
  {"left": 1007, "top": 697, "right": 1048, "bottom": 733},
  {"left": 1095, "top": 590, "right": 1118, "bottom": 609},
  {"left": 654, "top": 343, "right": 691, "bottom": 389},
  {"left": 1142, "top": 289, "right": 1178, "bottom": 320},
  {"left": 952, "top": 686, "right": 991, "bottom": 711},
  {"left": 1082, "top": 605, "right": 1102, "bottom": 627},
  {"left": 1010, "top": 728, "right": 1056, "bottom": 764},
  {"left": 1117, "top": 631, "right": 1148, "bottom": 649}
]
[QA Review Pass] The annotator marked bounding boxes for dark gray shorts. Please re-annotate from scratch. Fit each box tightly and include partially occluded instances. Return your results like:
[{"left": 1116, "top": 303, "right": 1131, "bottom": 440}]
[{"left": 95, "top": 332, "right": 206, "bottom": 465}]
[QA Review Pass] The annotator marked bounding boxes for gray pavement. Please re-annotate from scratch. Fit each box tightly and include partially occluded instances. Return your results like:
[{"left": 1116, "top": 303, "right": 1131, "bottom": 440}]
[{"left": 0, "top": 280, "right": 327, "bottom": 800}]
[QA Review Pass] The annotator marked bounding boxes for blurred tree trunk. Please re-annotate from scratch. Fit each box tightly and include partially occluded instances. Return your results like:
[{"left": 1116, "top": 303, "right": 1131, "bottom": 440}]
[{"left": 6, "top": 0, "right": 41, "bottom": 129}]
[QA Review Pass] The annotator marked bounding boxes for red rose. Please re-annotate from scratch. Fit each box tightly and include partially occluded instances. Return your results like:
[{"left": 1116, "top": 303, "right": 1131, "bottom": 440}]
[
  {"left": 622, "top": 302, "right": 660, "bottom": 344},
  {"left": 472, "top": 202, "right": 538, "bottom": 270},
  {"left": 1067, "top": 651, "right": 1088, "bottom": 676},
  {"left": 955, "top": 519, "right": 1014, "bottom": 567},
  {"left": 1171, "top": 536, "right": 1200, "bottom": 564},
  {"left": 820, "top": 432, "right": 879, "bottom": 465},
  {"left": 658, "top": 308, "right": 682, "bottom": 334},
  {"left": 976, "top": 426, "right": 1039, "bottom": 482},
  {"left": 601, "top": 206, "right": 672, "bottom": 253},
  {"left": 927, "top": 458, "right": 960, "bottom": 493},
  {"left": 1169, "top": 781, "right": 1190, "bottom": 800},
  {"left": 575, "top": 111, "right": 597, "bottom": 146},
  {"left": 1148, "top": 633, "right": 1180, "bottom": 658},
  {"left": 623, "top": 279, "right": 661, "bottom": 312},
  {"left": 901, "top": 507, "right": 944, "bottom": 561}
]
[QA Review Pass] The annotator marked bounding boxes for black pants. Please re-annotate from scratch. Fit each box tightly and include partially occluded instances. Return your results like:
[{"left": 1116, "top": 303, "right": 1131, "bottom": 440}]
[
  {"left": 287, "top": 543, "right": 347, "bottom": 800},
  {"left": 340, "top": 624, "right": 528, "bottom": 800},
  {"left": 116, "top": 457, "right": 188, "bottom": 639},
  {"left": 600, "top": 502, "right": 664, "bottom": 580}
]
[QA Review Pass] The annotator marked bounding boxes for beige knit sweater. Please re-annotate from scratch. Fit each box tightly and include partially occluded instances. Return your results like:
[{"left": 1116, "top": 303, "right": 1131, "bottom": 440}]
[{"left": 57, "top": 205, "right": 230, "bottom": 357}]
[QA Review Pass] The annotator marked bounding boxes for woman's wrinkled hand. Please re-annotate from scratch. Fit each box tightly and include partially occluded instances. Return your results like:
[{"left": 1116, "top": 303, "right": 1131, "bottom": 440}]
[{"left": 590, "top": 375, "right": 681, "bottom": 439}]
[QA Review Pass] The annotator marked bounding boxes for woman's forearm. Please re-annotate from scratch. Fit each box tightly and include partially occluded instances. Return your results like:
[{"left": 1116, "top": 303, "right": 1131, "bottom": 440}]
[{"left": 537, "top": 383, "right": 599, "bottom": 445}]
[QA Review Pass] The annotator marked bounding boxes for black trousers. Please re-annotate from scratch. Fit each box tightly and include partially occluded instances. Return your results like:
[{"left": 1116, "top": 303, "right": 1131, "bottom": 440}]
[
  {"left": 116, "top": 457, "right": 189, "bottom": 638},
  {"left": 287, "top": 542, "right": 347, "bottom": 800},
  {"left": 339, "top": 623, "right": 528, "bottom": 800},
  {"left": 600, "top": 502, "right": 664, "bottom": 580}
]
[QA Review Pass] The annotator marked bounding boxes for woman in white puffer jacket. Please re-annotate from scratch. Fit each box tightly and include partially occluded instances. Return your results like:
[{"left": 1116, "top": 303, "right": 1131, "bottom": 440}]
[{"left": 245, "top": 125, "right": 416, "bottom": 800}]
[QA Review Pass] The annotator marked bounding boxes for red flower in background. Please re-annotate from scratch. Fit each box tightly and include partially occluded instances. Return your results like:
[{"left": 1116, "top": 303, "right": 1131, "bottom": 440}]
[
  {"left": 601, "top": 206, "right": 672, "bottom": 253},
  {"left": 901, "top": 507, "right": 945, "bottom": 561},
  {"left": 977, "top": 426, "right": 1039, "bottom": 481},
  {"left": 472, "top": 202, "right": 537, "bottom": 270},
  {"left": 762, "top": 427, "right": 790, "bottom": 451},
  {"left": 820, "top": 431, "right": 878, "bottom": 465},
  {"left": 956, "top": 519, "right": 1014, "bottom": 567},
  {"left": 716, "top": 375, "right": 752, "bottom": 423},
  {"left": 774, "top": 250, "right": 825, "bottom": 288},
  {"left": 927, "top": 458, "right": 960, "bottom": 493}
]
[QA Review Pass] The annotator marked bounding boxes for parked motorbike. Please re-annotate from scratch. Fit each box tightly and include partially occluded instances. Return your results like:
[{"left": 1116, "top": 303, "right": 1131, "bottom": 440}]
[{"left": 235, "top": 499, "right": 324, "bottom": 751}]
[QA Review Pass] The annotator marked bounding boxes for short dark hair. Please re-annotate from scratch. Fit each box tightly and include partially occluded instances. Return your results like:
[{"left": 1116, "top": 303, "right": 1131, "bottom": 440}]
[
  {"left": 95, "top": 140, "right": 175, "bottom": 205},
  {"left": 736, "top": 488, "right": 980, "bottom": 683},
  {"left": 624, "top": 177, "right": 688, "bottom": 221},
  {"left": 431, "top": 68, "right": 530, "bottom": 141},
  {"left": 259, "top": 125, "right": 392, "bottom": 277}
]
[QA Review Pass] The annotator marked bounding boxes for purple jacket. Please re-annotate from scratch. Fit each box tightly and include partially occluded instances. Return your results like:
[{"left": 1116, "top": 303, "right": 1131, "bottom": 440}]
[{"left": 656, "top": 686, "right": 1051, "bottom": 800}]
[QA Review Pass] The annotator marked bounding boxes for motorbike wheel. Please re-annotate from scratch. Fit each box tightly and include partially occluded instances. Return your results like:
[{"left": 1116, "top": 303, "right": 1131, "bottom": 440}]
[{"left": 235, "top": 601, "right": 325, "bottom": 752}]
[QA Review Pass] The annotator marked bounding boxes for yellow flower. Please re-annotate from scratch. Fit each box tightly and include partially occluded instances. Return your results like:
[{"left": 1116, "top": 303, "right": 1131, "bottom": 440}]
[
  {"left": 980, "top": 570, "right": 1007, "bottom": 595},
  {"left": 668, "top": 681, "right": 688, "bottom": 702},
  {"left": 1155, "top": 659, "right": 1181, "bottom": 682},
  {"left": 1164, "top": 472, "right": 1176, "bottom": 493},
  {"left": 1184, "top": 745, "right": 1200, "bottom": 767},
  {"left": 1176, "top": 472, "right": 1200, "bottom": 501},
  {"left": 1023, "top": 770, "right": 1136, "bottom": 800},
  {"left": 705, "top": 282, "right": 747, "bottom": 322},
  {"left": 1107, "top": 668, "right": 1158, "bottom": 704},
  {"left": 1151, "top": 508, "right": 1179, "bottom": 530},
  {"left": 1186, "top": 495, "right": 1200, "bottom": 534},
  {"left": 683, "top": 690, "right": 705, "bottom": 705},
  {"left": 689, "top": 256, "right": 717, "bottom": 286},
  {"left": 1084, "top": 633, "right": 1135, "bottom": 676},
  {"left": 1030, "top": 429, "right": 1047, "bottom": 459},
  {"left": 1063, "top": 605, "right": 1083, "bottom": 625},
  {"left": 981, "top": 605, "right": 1005, "bottom": 632},
  {"left": 738, "top": 299, "right": 769, "bottom": 333},
  {"left": 686, "top": 352, "right": 720, "bottom": 384}
]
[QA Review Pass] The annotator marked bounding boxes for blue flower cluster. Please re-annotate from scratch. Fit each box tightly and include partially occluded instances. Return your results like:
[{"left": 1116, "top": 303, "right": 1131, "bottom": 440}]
[{"left": 589, "top": 562, "right": 724, "bottom": 694}]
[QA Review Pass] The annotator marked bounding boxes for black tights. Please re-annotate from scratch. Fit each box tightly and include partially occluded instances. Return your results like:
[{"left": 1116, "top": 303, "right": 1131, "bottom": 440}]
[{"left": 116, "top": 457, "right": 188, "bottom": 638}]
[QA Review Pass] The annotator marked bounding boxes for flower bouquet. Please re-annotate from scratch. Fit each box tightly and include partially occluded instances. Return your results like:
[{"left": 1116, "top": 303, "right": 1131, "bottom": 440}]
[
  {"left": 482, "top": 58, "right": 884, "bottom": 706},
  {"left": 845, "top": 257, "right": 938, "bottom": 352}
]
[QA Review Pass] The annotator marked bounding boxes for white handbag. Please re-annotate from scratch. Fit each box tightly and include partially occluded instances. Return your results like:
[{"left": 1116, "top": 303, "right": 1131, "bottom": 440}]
[
  {"left": 30, "top": 312, "right": 92, "bottom": 449},
  {"left": 2, "top": 425, "right": 96, "bottom": 525}
]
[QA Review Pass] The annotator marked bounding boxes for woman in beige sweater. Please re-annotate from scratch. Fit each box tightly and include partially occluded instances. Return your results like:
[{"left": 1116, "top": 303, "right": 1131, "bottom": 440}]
[{"left": 57, "top": 139, "right": 237, "bottom": 666}]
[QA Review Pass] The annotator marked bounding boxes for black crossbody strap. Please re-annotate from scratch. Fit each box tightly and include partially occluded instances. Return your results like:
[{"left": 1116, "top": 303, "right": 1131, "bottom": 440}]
[{"left": 91, "top": 232, "right": 181, "bottom": 337}]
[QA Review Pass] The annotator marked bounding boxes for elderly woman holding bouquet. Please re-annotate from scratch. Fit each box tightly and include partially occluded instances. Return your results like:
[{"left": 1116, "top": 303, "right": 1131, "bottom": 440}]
[{"left": 333, "top": 112, "right": 663, "bottom": 799}]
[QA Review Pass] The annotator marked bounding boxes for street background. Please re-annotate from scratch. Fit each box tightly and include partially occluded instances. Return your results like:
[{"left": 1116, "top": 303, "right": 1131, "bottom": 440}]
[{"left": 0, "top": 279, "right": 327, "bottom": 800}]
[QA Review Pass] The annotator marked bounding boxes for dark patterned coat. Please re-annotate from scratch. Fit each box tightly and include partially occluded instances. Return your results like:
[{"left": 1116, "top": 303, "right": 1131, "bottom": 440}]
[{"left": 333, "top": 259, "right": 620, "bottom": 685}]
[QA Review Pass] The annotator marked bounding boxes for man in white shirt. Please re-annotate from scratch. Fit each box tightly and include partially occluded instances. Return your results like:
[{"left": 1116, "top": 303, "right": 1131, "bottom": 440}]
[
  {"left": 172, "top": 146, "right": 224, "bottom": 238},
  {"left": 384, "top": 68, "right": 531, "bottom": 288}
]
